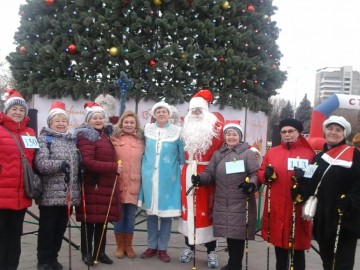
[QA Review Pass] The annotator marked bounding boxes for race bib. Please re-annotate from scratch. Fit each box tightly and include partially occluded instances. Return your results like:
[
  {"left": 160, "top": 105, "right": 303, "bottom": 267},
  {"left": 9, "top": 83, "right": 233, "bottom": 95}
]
[
  {"left": 225, "top": 160, "right": 245, "bottom": 174},
  {"left": 287, "top": 158, "right": 308, "bottom": 170},
  {"left": 21, "top": 136, "right": 40, "bottom": 149}
]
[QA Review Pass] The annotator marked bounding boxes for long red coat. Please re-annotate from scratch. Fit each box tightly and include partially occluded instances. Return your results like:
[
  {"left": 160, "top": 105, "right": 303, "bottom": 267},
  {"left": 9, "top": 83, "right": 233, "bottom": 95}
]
[
  {"left": 258, "top": 137, "right": 315, "bottom": 250},
  {"left": 74, "top": 124, "right": 120, "bottom": 223},
  {"left": 0, "top": 113, "right": 35, "bottom": 210},
  {"left": 178, "top": 116, "right": 223, "bottom": 245}
]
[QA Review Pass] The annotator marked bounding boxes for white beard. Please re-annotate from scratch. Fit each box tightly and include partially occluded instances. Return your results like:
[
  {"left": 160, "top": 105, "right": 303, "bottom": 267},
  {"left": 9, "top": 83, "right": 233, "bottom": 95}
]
[{"left": 181, "top": 111, "right": 219, "bottom": 161}]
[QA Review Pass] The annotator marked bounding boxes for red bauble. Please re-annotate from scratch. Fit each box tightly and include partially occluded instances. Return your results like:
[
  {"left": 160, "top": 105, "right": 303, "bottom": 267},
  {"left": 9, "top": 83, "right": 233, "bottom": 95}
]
[
  {"left": 68, "top": 44, "right": 76, "bottom": 54},
  {"left": 45, "top": 0, "right": 55, "bottom": 6},
  {"left": 149, "top": 59, "right": 157, "bottom": 67},
  {"left": 218, "top": 56, "right": 225, "bottom": 61},
  {"left": 19, "top": 46, "right": 26, "bottom": 54},
  {"left": 247, "top": 5, "right": 255, "bottom": 12}
]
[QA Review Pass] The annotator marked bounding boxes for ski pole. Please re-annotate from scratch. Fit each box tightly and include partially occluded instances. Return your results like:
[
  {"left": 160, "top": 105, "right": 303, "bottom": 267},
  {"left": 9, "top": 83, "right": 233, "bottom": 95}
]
[
  {"left": 266, "top": 164, "right": 276, "bottom": 270},
  {"left": 245, "top": 177, "right": 250, "bottom": 270},
  {"left": 81, "top": 174, "right": 90, "bottom": 270},
  {"left": 332, "top": 195, "right": 344, "bottom": 270},
  {"left": 94, "top": 160, "right": 122, "bottom": 265}
]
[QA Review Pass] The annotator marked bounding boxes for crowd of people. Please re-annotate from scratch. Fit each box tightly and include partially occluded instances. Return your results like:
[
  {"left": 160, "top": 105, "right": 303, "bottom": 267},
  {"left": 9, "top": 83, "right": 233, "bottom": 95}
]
[{"left": 0, "top": 88, "right": 359, "bottom": 270}]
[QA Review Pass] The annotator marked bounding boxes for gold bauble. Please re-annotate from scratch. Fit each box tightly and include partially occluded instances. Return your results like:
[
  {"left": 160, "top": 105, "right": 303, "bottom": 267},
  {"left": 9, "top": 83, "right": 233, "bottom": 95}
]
[
  {"left": 154, "top": 0, "right": 162, "bottom": 6},
  {"left": 221, "top": 1, "right": 230, "bottom": 10},
  {"left": 109, "top": 47, "right": 119, "bottom": 57}
]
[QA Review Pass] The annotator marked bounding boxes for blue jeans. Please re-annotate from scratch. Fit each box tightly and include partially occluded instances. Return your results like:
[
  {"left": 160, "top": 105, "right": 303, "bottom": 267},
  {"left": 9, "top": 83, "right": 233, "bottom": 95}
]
[
  {"left": 113, "top": 203, "right": 137, "bottom": 234},
  {"left": 146, "top": 215, "right": 172, "bottom": 251}
]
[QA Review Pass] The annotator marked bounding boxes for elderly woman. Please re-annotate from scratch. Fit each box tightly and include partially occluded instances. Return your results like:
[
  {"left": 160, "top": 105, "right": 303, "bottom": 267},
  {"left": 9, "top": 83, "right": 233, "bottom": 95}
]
[
  {"left": 0, "top": 89, "right": 36, "bottom": 269},
  {"left": 306, "top": 116, "right": 360, "bottom": 270},
  {"left": 74, "top": 102, "right": 122, "bottom": 266},
  {"left": 191, "top": 120, "right": 260, "bottom": 270},
  {"left": 258, "top": 118, "right": 315, "bottom": 270},
  {"left": 139, "top": 101, "right": 184, "bottom": 263},
  {"left": 34, "top": 101, "right": 81, "bottom": 270},
  {"left": 111, "top": 111, "right": 144, "bottom": 259}
]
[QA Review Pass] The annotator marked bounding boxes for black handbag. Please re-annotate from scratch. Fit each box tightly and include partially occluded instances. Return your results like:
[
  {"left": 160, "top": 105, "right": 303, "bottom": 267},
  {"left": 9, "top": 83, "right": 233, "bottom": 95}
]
[{"left": 5, "top": 127, "right": 42, "bottom": 199}]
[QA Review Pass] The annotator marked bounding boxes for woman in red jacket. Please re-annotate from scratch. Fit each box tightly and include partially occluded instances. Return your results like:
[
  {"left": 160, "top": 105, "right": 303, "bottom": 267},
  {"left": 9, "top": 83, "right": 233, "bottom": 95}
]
[
  {"left": 258, "top": 118, "right": 315, "bottom": 270},
  {"left": 0, "top": 89, "right": 36, "bottom": 269},
  {"left": 74, "top": 102, "right": 122, "bottom": 266}
]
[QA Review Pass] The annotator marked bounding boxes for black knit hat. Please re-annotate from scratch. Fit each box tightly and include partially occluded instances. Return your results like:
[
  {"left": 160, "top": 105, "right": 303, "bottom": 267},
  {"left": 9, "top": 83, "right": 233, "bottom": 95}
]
[{"left": 279, "top": 118, "right": 303, "bottom": 133}]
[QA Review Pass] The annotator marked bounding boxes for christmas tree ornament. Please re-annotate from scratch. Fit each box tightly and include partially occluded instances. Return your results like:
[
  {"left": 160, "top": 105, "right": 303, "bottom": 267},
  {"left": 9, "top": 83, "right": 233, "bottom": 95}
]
[
  {"left": 153, "top": 0, "right": 162, "bottom": 6},
  {"left": 180, "top": 52, "right": 188, "bottom": 59},
  {"left": 108, "top": 47, "right": 119, "bottom": 57},
  {"left": 218, "top": 56, "right": 225, "bottom": 61},
  {"left": 45, "top": 0, "right": 55, "bottom": 6},
  {"left": 247, "top": 5, "right": 255, "bottom": 12},
  {"left": 149, "top": 59, "right": 157, "bottom": 67},
  {"left": 68, "top": 44, "right": 76, "bottom": 54},
  {"left": 221, "top": 1, "right": 230, "bottom": 10},
  {"left": 114, "top": 72, "right": 133, "bottom": 117},
  {"left": 19, "top": 46, "right": 26, "bottom": 54}
]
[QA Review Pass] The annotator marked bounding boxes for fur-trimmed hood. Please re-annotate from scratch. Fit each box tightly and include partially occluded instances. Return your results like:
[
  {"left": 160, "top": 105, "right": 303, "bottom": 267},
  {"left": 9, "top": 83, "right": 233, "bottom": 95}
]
[{"left": 73, "top": 123, "right": 113, "bottom": 142}]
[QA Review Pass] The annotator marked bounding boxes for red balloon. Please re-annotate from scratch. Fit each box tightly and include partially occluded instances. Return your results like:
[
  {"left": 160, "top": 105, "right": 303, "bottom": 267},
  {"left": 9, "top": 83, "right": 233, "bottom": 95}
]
[
  {"left": 149, "top": 59, "right": 157, "bottom": 67},
  {"left": 68, "top": 44, "right": 76, "bottom": 54},
  {"left": 45, "top": 0, "right": 55, "bottom": 6}
]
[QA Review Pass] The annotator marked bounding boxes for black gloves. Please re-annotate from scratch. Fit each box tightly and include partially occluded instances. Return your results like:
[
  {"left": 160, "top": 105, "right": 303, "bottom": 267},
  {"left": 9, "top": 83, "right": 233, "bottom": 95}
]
[
  {"left": 290, "top": 185, "right": 303, "bottom": 204},
  {"left": 293, "top": 167, "right": 305, "bottom": 183},
  {"left": 61, "top": 161, "right": 70, "bottom": 183},
  {"left": 264, "top": 165, "right": 276, "bottom": 182},
  {"left": 191, "top": 174, "right": 201, "bottom": 187},
  {"left": 336, "top": 195, "right": 351, "bottom": 212},
  {"left": 239, "top": 182, "right": 256, "bottom": 196}
]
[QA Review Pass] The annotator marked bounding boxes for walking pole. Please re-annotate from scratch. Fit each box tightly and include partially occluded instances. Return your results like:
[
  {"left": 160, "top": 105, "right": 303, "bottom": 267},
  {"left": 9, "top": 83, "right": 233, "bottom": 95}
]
[
  {"left": 64, "top": 169, "right": 72, "bottom": 270},
  {"left": 266, "top": 165, "right": 276, "bottom": 270},
  {"left": 94, "top": 160, "right": 122, "bottom": 265},
  {"left": 186, "top": 175, "right": 199, "bottom": 270},
  {"left": 289, "top": 186, "right": 297, "bottom": 270},
  {"left": 332, "top": 196, "right": 344, "bottom": 270},
  {"left": 81, "top": 174, "right": 90, "bottom": 270},
  {"left": 244, "top": 177, "right": 250, "bottom": 270}
]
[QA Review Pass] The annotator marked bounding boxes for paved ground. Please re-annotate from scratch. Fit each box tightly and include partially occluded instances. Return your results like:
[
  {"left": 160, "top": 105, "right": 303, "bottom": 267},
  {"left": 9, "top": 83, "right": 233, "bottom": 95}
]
[{"left": 19, "top": 205, "right": 359, "bottom": 270}]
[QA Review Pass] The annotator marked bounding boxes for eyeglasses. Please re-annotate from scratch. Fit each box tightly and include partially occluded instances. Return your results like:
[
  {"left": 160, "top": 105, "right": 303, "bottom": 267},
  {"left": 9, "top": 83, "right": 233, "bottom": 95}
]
[{"left": 280, "top": 129, "right": 296, "bottom": 134}]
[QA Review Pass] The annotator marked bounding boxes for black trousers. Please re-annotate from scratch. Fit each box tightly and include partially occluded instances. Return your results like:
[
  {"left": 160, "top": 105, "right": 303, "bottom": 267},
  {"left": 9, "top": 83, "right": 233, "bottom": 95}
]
[
  {"left": 81, "top": 222, "right": 108, "bottom": 257},
  {"left": 0, "top": 209, "right": 26, "bottom": 270},
  {"left": 274, "top": 246, "right": 305, "bottom": 270},
  {"left": 226, "top": 238, "right": 245, "bottom": 270},
  {"left": 318, "top": 229, "right": 358, "bottom": 270},
  {"left": 184, "top": 236, "right": 216, "bottom": 254},
  {"left": 37, "top": 205, "right": 68, "bottom": 264}
]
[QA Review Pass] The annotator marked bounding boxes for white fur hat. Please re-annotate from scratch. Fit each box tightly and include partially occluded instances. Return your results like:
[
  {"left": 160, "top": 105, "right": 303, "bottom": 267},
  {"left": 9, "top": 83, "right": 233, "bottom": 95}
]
[
  {"left": 323, "top": 115, "right": 351, "bottom": 137},
  {"left": 47, "top": 101, "right": 69, "bottom": 126},
  {"left": 151, "top": 101, "right": 172, "bottom": 117}
]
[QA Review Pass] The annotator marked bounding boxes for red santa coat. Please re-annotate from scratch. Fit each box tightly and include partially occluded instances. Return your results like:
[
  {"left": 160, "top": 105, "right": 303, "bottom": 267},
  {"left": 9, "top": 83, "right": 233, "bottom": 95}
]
[
  {"left": 178, "top": 117, "right": 223, "bottom": 245},
  {"left": 258, "top": 137, "right": 315, "bottom": 250}
]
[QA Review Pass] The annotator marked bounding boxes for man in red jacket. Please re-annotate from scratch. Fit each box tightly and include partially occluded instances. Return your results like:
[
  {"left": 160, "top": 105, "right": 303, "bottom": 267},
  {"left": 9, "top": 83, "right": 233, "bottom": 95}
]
[{"left": 178, "top": 89, "right": 224, "bottom": 268}]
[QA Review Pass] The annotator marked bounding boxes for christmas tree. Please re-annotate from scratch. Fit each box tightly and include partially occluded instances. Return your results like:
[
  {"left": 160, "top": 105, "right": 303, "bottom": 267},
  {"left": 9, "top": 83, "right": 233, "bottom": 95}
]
[{"left": 7, "top": 0, "right": 286, "bottom": 113}]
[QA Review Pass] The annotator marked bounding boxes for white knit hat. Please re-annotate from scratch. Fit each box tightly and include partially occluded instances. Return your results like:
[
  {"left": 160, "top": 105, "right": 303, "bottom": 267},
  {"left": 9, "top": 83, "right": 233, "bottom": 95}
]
[
  {"left": 151, "top": 101, "right": 172, "bottom": 117},
  {"left": 323, "top": 115, "right": 351, "bottom": 137},
  {"left": 223, "top": 120, "right": 244, "bottom": 141},
  {"left": 47, "top": 101, "right": 70, "bottom": 126},
  {"left": 84, "top": 102, "right": 105, "bottom": 122},
  {"left": 189, "top": 89, "right": 213, "bottom": 111},
  {"left": 1, "top": 89, "right": 29, "bottom": 115}
]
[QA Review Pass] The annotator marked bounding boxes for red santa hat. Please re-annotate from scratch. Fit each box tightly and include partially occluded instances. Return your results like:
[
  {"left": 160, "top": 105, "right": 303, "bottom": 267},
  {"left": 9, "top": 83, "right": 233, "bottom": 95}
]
[
  {"left": 47, "top": 101, "right": 70, "bottom": 126},
  {"left": 189, "top": 89, "right": 213, "bottom": 111},
  {"left": 84, "top": 102, "right": 105, "bottom": 122},
  {"left": 1, "top": 89, "right": 29, "bottom": 115},
  {"left": 223, "top": 120, "right": 244, "bottom": 141}
]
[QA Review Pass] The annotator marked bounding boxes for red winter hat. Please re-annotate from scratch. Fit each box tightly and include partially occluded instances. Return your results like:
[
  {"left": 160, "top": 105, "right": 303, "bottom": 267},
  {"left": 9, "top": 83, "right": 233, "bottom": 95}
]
[
  {"left": 47, "top": 101, "right": 70, "bottom": 126},
  {"left": 189, "top": 89, "right": 213, "bottom": 111},
  {"left": 1, "top": 89, "right": 29, "bottom": 115},
  {"left": 84, "top": 102, "right": 105, "bottom": 122},
  {"left": 223, "top": 120, "right": 244, "bottom": 141}
]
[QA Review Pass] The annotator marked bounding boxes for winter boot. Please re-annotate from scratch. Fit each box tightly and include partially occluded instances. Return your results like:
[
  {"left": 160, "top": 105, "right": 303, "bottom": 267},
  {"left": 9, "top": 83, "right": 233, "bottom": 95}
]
[
  {"left": 124, "top": 233, "right": 136, "bottom": 258},
  {"left": 115, "top": 233, "right": 125, "bottom": 259}
]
